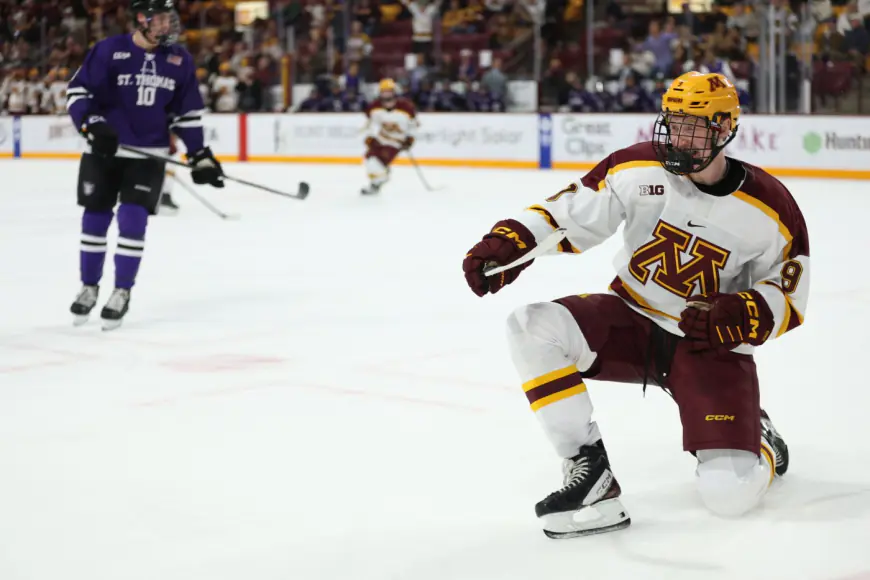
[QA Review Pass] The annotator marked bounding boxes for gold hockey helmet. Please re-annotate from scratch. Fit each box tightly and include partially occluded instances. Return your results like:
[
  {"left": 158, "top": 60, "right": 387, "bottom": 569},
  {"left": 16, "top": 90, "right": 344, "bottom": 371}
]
[
  {"left": 652, "top": 71, "right": 741, "bottom": 176},
  {"left": 379, "top": 77, "right": 397, "bottom": 107}
]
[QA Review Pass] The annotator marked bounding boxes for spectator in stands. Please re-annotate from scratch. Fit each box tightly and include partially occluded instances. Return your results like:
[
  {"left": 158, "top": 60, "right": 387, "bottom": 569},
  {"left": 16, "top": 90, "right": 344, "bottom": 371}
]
[
  {"left": 727, "top": 1, "right": 760, "bottom": 41},
  {"left": 640, "top": 19, "right": 678, "bottom": 76},
  {"left": 430, "top": 52, "right": 457, "bottom": 82},
  {"left": 481, "top": 56, "right": 508, "bottom": 102},
  {"left": 614, "top": 72, "right": 654, "bottom": 113},
  {"left": 353, "top": 0, "right": 381, "bottom": 37},
  {"left": 212, "top": 61, "right": 240, "bottom": 112},
  {"left": 457, "top": 48, "right": 478, "bottom": 82},
  {"left": 698, "top": 47, "right": 735, "bottom": 79},
  {"left": 464, "top": 0, "right": 488, "bottom": 32},
  {"left": 837, "top": 1, "right": 860, "bottom": 35},
  {"left": 237, "top": 66, "right": 265, "bottom": 112},
  {"left": 408, "top": 52, "right": 429, "bottom": 93},
  {"left": 442, "top": 0, "right": 472, "bottom": 34},
  {"left": 650, "top": 75, "right": 667, "bottom": 111},
  {"left": 346, "top": 20, "right": 373, "bottom": 74},
  {"left": 484, "top": 0, "right": 509, "bottom": 18},
  {"left": 540, "top": 57, "right": 567, "bottom": 107},
  {"left": 816, "top": 18, "right": 846, "bottom": 62},
  {"left": 343, "top": 86, "right": 368, "bottom": 112},
  {"left": 400, "top": 0, "right": 437, "bottom": 56},
  {"left": 340, "top": 62, "right": 363, "bottom": 93},
  {"left": 561, "top": 72, "right": 605, "bottom": 113},
  {"left": 466, "top": 80, "right": 505, "bottom": 111},
  {"left": 297, "top": 87, "right": 323, "bottom": 111},
  {"left": 488, "top": 13, "right": 515, "bottom": 49},
  {"left": 413, "top": 78, "right": 435, "bottom": 110},
  {"left": 843, "top": 12, "right": 870, "bottom": 65}
]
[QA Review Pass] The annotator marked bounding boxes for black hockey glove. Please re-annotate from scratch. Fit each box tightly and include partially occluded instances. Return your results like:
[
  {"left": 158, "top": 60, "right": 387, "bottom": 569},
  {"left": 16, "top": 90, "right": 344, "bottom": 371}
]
[
  {"left": 189, "top": 147, "right": 225, "bottom": 188},
  {"left": 81, "top": 116, "right": 118, "bottom": 157}
]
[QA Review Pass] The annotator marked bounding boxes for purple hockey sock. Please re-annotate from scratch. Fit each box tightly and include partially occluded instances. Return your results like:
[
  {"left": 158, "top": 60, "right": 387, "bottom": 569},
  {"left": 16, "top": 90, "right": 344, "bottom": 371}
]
[
  {"left": 114, "top": 203, "right": 149, "bottom": 290},
  {"left": 80, "top": 210, "right": 114, "bottom": 286}
]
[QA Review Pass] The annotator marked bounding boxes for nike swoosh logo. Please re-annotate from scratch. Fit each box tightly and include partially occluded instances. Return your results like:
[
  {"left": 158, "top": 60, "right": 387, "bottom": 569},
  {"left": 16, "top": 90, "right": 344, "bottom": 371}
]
[{"left": 687, "top": 220, "right": 705, "bottom": 228}]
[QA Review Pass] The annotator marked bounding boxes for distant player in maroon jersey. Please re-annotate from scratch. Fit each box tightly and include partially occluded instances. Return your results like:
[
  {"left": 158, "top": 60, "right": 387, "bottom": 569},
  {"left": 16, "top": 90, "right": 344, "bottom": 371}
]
[{"left": 360, "top": 78, "right": 418, "bottom": 195}]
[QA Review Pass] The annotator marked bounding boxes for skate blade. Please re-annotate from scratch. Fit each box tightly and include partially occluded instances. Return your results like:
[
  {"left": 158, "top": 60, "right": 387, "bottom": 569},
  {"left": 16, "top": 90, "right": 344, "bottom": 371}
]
[
  {"left": 540, "top": 498, "right": 631, "bottom": 539},
  {"left": 101, "top": 318, "right": 123, "bottom": 331},
  {"left": 159, "top": 206, "right": 179, "bottom": 216},
  {"left": 72, "top": 314, "right": 90, "bottom": 327}
]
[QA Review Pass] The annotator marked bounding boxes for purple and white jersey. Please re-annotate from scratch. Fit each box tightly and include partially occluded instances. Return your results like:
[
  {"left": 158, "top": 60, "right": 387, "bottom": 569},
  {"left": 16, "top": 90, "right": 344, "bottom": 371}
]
[{"left": 67, "top": 33, "right": 205, "bottom": 158}]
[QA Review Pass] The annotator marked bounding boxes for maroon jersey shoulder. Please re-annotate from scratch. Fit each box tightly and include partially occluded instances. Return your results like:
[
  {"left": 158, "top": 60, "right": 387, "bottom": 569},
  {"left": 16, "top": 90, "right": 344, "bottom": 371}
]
[
  {"left": 736, "top": 160, "right": 809, "bottom": 258},
  {"left": 366, "top": 97, "right": 416, "bottom": 117},
  {"left": 580, "top": 141, "right": 659, "bottom": 190},
  {"left": 395, "top": 97, "right": 417, "bottom": 117}
]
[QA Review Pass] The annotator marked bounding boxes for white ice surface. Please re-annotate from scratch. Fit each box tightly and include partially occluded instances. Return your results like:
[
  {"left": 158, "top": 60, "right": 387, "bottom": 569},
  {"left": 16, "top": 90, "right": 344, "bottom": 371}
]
[{"left": 0, "top": 160, "right": 868, "bottom": 580}]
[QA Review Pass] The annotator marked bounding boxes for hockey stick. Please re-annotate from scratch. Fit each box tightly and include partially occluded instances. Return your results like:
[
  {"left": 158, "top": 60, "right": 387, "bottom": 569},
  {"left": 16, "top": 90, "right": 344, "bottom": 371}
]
[
  {"left": 170, "top": 173, "right": 239, "bottom": 220},
  {"left": 119, "top": 145, "right": 311, "bottom": 200},
  {"left": 405, "top": 150, "right": 446, "bottom": 191},
  {"left": 483, "top": 228, "right": 568, "bottom": 276}
]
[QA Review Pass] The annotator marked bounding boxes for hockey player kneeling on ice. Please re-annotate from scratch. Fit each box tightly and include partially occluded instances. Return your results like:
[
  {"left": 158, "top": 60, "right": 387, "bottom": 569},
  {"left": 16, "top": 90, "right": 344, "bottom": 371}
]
[
  {"left": 68, "top": 0, "right": 223, "bottom": 330},
  {"left": 361, "top": 78, "right": 418, "bottom": 195},
  {"left": 463, "top": 71, "right": 803, "bottom": 538}
]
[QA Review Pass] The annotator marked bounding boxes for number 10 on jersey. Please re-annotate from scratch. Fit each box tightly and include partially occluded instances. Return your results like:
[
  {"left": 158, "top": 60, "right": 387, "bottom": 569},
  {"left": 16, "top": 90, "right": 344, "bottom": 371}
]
[{"left": 137, "top": 85, "right": 156, "bottom": 106}]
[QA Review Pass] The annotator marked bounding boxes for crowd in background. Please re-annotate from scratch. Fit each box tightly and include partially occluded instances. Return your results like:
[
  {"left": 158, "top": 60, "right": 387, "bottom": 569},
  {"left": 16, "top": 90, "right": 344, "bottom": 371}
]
[{"left": 0, "top": 0, "right": 868, "bottom": 115}]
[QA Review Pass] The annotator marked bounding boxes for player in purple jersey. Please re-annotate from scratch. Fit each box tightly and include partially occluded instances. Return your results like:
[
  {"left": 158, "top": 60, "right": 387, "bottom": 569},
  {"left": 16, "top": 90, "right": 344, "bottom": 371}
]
[{"left": 67, "top": 0, "right": 224, "bottom": 330}]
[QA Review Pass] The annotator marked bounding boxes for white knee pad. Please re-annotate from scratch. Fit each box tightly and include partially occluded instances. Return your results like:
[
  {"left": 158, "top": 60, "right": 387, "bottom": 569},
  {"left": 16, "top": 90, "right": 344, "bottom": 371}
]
[
  {"left": 364, "top": 156, "right": 388, "bottom": 185},
  {"left": 695, "top": 449, "right": 771, "bottom": 517},
  {"left": 505, "top": 302, "right": 597, "bottom": 376}
]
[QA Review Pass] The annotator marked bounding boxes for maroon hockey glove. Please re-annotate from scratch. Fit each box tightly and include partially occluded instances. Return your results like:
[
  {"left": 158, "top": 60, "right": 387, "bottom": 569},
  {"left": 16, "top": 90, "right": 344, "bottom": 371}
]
[
  {"left": 678, "top": 290, "right": 774, "bottom": 352},
  {"left": 463, "top": 219, "right": 537, "bottom": 297},
  {"left": 401, "top": 136, "right": 415, "bottom": 150}
]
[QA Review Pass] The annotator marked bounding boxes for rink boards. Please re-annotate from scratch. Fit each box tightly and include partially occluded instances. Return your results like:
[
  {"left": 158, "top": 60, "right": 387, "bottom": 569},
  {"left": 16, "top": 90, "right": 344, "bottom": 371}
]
[{"left": 2, "top": 112, "right": 869, "bottom": 179}]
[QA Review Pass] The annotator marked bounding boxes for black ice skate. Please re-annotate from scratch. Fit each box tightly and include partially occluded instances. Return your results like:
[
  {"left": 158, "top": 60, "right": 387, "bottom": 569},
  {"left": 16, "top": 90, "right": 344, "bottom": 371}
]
[
  {"left": 100, "top": 288, "right": 131, "bottom": 331},
  {"left": 535, "top": 440, "right": 630, "bottom": 539},
  {"left": 158, "top": 192, "right": 180, "bottom": 215},
  {"left": 70, "top": 284, "right": 99, "bottom": 326},
  {"left": 761, "top": 409, "right": 789, "bottom": 476}
]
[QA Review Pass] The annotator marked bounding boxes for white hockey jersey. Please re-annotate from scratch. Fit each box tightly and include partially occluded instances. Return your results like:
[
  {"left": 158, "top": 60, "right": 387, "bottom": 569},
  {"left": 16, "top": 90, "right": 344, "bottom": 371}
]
[
  {"left": 365, "top": 97, "right": 418, "bottom": 149},
  {"left": 514, "top": 141, "right": 809, "bottom": 355}
]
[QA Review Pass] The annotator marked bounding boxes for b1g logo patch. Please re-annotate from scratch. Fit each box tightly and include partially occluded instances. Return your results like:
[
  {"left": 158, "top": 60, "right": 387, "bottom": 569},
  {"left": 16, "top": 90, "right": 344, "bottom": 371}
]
[{"left": 639, "top": 184, "right": 665, "bottom": 196}]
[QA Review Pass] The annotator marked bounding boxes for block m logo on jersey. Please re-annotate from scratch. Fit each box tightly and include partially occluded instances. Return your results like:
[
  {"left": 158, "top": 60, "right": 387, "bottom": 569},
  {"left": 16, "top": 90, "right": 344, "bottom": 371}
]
[{"left": 628, "top": 220, "right": 730, "bottom": 298}]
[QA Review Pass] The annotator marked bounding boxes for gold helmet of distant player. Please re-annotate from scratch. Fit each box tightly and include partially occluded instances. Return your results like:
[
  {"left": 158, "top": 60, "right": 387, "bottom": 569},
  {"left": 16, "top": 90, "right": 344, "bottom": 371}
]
[
  {"left": 379, "top": 78, "right": 397, "bottom": 107},
  {"left": 652, "top": 71, "right": 740, "bottom": 176}
]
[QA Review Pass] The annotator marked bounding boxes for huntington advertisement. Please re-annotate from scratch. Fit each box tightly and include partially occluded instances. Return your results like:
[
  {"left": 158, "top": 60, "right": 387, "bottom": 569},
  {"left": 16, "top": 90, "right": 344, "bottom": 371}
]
[{"left": 549, "top": 113, "right": 870, "bottom": 177}]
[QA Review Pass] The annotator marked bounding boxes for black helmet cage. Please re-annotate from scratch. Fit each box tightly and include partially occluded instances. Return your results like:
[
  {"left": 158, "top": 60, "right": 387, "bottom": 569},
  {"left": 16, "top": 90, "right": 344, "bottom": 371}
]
[
  {"left": 652, "top": 110, "right": 739, "bottom": 176},
  {"left": 131, "top": 0, "right": 181, "bottom": 46}
]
